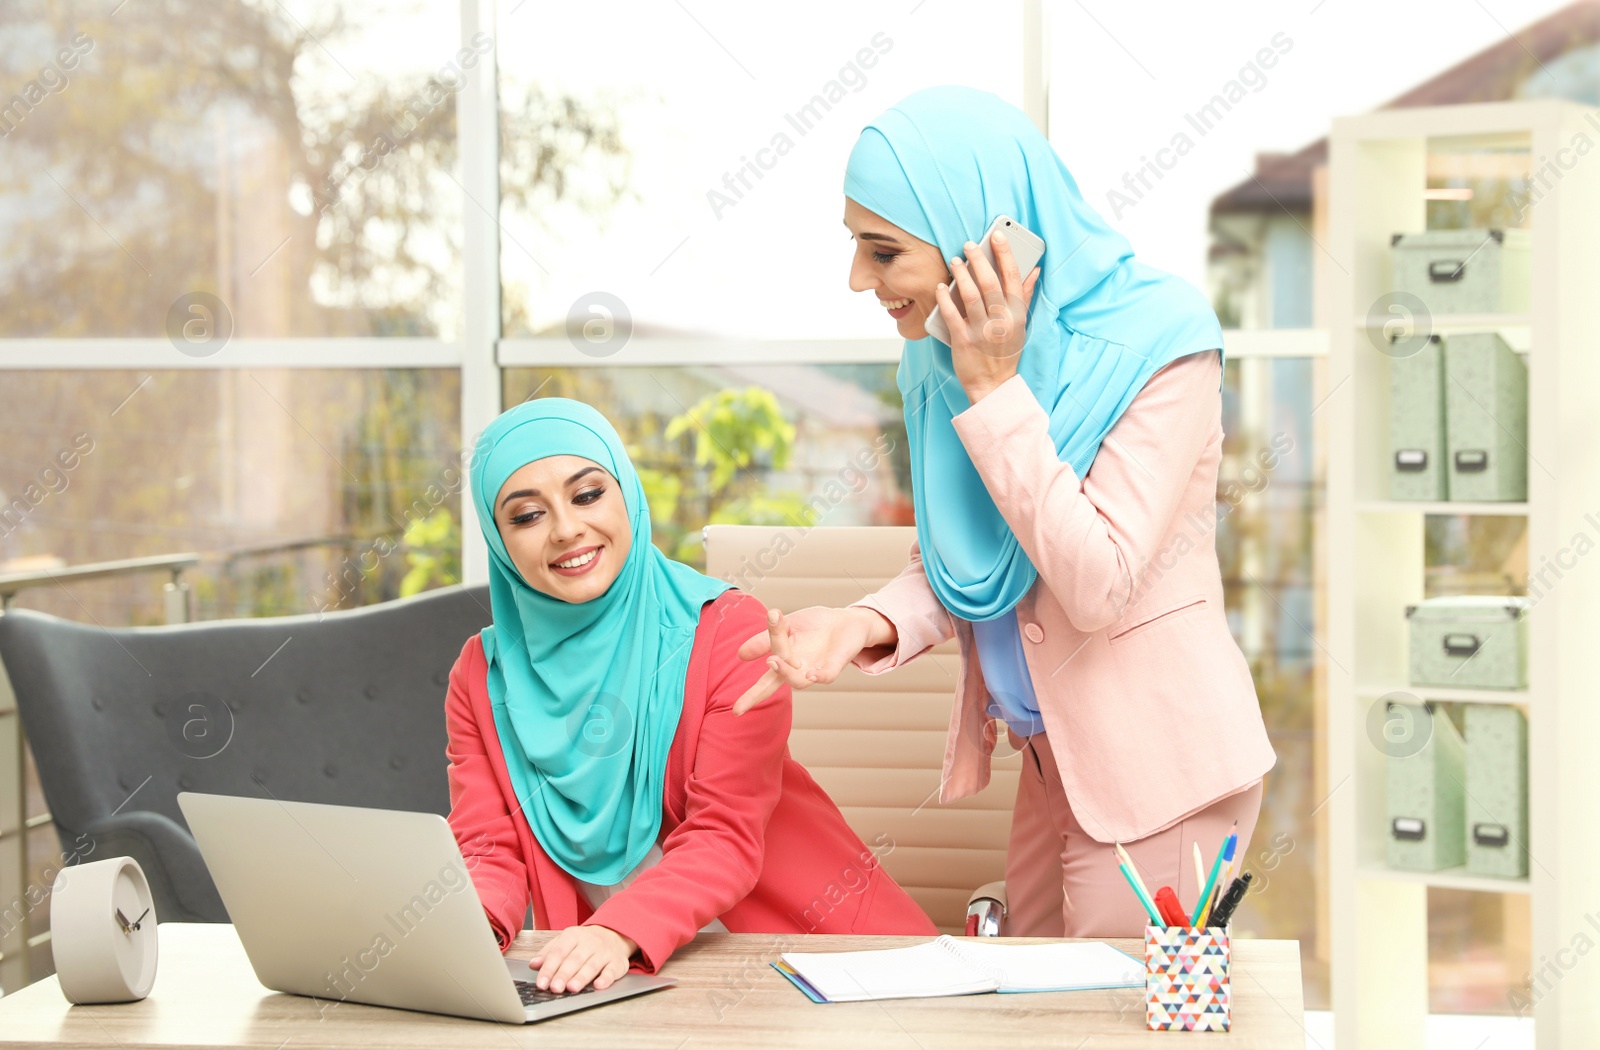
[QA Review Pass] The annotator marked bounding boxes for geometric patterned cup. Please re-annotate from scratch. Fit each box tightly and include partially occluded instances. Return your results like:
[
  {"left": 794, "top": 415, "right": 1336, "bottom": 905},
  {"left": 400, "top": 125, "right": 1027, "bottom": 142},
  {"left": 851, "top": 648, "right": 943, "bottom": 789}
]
[{"left": 1145, "top": 925, "right": 1231, "bottom": 1032}]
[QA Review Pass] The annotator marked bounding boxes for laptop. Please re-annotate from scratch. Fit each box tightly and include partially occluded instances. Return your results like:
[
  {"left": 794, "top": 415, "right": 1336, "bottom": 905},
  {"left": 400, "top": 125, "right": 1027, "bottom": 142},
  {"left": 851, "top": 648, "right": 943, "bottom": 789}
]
[{"left": 176, "top": 791, "right": 676, "bottom": 1024}]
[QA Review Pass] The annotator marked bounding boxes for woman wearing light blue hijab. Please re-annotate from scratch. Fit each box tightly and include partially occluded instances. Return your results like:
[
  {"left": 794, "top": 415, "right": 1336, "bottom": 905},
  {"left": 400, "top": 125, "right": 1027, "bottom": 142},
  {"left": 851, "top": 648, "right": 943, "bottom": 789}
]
[
  {"left": 444, "top": 398, "right": 934, "bottom": 996},
  {"left": 737, "top": 87, "right": 1275, "bottom": 937}
]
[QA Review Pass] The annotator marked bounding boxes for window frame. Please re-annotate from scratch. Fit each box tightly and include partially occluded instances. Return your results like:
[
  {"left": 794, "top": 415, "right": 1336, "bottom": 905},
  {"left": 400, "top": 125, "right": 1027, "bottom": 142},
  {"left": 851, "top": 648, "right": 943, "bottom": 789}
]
[{"left": 0, "top": 0, "right": 1324, "bottom": 583}]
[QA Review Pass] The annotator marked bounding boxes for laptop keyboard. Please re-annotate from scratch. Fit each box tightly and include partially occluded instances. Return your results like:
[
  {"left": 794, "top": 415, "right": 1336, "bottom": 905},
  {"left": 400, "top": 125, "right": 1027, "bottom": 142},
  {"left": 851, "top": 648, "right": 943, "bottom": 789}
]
[{"left": 515, "top": 979, "right": 596, "bottom": 1006}]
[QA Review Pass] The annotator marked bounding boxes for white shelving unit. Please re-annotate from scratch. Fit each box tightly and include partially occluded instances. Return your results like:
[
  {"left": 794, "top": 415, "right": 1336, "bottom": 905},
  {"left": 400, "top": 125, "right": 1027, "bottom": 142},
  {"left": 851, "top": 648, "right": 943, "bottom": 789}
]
[{"left": 1328, "top": 100, "right": 1600, "bottom": 1049}]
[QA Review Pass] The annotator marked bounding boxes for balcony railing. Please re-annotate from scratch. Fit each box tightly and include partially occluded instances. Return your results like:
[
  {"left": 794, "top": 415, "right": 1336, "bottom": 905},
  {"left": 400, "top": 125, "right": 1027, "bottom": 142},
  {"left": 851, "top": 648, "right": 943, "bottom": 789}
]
[{"left": 0, "top": 552, "right": 198, "bottom": 992}]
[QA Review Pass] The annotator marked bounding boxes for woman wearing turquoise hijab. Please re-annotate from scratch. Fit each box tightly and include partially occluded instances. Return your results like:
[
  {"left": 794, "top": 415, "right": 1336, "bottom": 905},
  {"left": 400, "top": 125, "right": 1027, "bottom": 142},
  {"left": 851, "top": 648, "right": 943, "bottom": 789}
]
[
  {"left": 737, "top": 87, "right": 1276, "bottom": 937},
  {"left": 444, "top": 398, "right": 934, "bottom": 995}
]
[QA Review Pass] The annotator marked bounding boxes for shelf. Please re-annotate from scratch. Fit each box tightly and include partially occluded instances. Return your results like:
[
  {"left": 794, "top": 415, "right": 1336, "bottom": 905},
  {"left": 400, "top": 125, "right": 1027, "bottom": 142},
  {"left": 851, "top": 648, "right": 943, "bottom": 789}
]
[
  {"left": 1327, "top": 100, "right": 1600, "bottom": 1048},
  {"left": 1355, "top": 683, "right": 1530, "bottom": 706},
  {"left": 1356, "top": 863, "right": 1530, "bottom": 895},
  {"left": 1354, "top": 500, "right": 1529, "bottom": 516},
  {"left": 1352, "top": 312, "right": 1530, "bottom": 329},
  {"left": 1352, "top": 313, "right": 1530, "bottom": 353}
]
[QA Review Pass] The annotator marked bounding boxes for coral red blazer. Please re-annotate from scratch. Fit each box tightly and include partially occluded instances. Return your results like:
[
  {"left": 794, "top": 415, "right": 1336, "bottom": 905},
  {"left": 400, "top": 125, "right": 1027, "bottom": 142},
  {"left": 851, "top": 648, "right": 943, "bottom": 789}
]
[{"left": 444, "top": 588, "right": 936, "bottom": 972}]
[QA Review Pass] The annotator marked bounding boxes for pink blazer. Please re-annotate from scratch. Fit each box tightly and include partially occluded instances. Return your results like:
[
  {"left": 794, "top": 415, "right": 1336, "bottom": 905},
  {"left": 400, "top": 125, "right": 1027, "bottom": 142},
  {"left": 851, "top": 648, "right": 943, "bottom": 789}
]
[
  {"left": 444, "top": 589, "right": 936, "bottom": 972},
  {"left": 851, "top": 349, "right": 1276, "bottom": 844}
]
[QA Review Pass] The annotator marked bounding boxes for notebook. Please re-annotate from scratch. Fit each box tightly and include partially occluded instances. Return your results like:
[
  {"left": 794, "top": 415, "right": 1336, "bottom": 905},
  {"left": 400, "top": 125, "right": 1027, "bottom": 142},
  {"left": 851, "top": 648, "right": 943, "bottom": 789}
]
[{"left": 774, "top": 936, "right": 1143, "bottom": 1003}]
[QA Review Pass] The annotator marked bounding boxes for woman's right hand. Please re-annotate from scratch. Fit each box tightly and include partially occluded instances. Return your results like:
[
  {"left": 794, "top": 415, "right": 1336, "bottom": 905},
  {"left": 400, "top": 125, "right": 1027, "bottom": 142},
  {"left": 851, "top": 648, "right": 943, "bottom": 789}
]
[{"left": 732, "top": 605, "right": 896, "bottom": 715}]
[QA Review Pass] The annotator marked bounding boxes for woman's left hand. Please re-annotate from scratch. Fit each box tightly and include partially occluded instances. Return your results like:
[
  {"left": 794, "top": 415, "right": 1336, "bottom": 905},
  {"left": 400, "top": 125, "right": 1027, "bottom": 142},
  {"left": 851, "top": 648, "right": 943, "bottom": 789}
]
[
  {"left": 529, "top": 924, "right": 637, "bottom": 993},
  {"left": 936, "top": 229, "right": 1041, "bottom": 404}
]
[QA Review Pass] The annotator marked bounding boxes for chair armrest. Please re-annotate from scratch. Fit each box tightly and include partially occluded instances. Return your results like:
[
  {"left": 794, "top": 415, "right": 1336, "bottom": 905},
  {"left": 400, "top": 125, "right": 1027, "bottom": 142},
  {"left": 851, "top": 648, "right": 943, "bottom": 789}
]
[
  {"left": 965, "top": 880, "right": 1007, "bottom": 937},
  {"left": 79, "top": 810, "right": 227, "bottom": 922}
]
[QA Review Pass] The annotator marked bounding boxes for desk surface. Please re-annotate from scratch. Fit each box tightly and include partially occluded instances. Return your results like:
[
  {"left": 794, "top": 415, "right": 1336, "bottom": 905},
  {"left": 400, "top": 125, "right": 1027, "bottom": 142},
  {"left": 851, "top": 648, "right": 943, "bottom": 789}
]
[{"left": 0, "top": 923, "right": 1305, "bottom": 1048}]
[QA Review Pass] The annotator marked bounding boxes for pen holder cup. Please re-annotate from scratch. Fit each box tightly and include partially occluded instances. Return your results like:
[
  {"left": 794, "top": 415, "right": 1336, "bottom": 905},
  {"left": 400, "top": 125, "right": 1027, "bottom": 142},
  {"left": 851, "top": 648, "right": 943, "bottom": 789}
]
[{"left": 1144, "top": 925, "right": 1231, "bottom": 1032}]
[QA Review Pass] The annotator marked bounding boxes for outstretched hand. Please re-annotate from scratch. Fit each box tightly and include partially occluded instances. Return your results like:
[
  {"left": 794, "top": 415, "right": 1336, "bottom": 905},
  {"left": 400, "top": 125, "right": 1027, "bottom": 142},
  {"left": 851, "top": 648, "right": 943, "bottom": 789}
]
[{"left": 732, "top": 605, "right": 893, "bottom": 715}]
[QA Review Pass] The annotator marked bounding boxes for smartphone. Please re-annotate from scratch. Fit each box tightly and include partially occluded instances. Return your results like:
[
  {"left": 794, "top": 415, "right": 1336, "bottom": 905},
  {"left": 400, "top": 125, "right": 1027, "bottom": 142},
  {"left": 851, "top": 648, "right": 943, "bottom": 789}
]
[{"left": 923, "top": 215, "right": 1047, "bottom": 346}]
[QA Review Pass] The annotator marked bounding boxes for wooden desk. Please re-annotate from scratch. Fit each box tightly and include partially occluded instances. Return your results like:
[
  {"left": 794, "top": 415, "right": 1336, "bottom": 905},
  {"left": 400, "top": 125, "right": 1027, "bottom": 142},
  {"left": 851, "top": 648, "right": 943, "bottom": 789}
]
[{"left": 0, "top": 923, "right": 1305, "bottom": 1048}]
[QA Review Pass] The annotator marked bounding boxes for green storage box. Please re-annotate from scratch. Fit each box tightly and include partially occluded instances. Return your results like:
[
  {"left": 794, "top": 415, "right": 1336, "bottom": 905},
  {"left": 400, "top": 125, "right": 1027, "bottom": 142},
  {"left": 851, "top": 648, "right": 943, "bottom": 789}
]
[
  {"left": 1406, "top": 596, "right": 1529, "bottom": 689},
  {"left": 1445, "top": 332, "right": 1528, "bottom": 502},
  {"left": 1387, "top": 701, "right": 1467, "bottom": 871},
  {"left": 1389, "top": 334, "right": 1447, "bottom": 500},
  {"left": 1464, "top": 704, "right": 1529, "bottom": 879},
  {"left": 1390, "top": 228, "right": 1531, "bottom": 315}
]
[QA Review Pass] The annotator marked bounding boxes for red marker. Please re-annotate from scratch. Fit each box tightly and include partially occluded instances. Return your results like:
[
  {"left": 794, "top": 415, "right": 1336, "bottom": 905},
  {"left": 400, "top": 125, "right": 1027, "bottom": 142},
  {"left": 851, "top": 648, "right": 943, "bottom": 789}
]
[{"left": 1153, "top": 886, "right": 1188, "bottom": 927}]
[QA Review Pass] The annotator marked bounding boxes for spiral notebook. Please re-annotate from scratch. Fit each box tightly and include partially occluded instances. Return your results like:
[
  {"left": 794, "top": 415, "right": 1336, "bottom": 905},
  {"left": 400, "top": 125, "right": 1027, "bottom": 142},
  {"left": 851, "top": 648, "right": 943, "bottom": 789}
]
[{"left": 774, "top": 936, "right": 1143, "bottom": 1003}]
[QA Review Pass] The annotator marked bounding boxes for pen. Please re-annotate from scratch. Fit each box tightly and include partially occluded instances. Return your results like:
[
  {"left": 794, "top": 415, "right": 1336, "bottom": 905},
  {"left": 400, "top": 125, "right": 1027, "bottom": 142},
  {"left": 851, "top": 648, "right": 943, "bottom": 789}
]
[
  {"left": 1219, "top": 822, "right": 1239, "bottom": 885},
  {"left": 1208, "top": 872, "right": 1254, "bottom": 928},
  {"left": 1209, "top": 832, "right": 1248, "bottom": 921}
]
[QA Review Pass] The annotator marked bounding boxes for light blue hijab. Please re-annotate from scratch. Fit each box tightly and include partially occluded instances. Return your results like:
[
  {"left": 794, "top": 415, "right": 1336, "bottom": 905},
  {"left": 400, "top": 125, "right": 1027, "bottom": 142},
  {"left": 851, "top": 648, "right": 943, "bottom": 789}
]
[
  {"left": 469, "top": 399, "right": 731, "bottom": 883},
  {"left": 844, "top": 86, "right": 1224, "bottom": 622}
]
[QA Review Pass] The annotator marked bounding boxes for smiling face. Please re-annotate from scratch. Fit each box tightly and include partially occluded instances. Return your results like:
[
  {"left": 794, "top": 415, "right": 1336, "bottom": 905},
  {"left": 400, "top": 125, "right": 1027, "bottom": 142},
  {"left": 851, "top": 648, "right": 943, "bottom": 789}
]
[
  {"left": 844, "top": 197, "right": 952, "bottom": 340},
  {"left": 494, "top": 454, "right": 632, "bottom": 603}
]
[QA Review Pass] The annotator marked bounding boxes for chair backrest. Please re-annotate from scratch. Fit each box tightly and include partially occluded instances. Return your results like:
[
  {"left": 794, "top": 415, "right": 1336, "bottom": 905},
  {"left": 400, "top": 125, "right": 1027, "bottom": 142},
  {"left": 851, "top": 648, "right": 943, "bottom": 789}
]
[
  {"left": 0, "top": 585, "right": 493, "bottom": 922},
  {"left": 704, "top": 525, "right": 1019, "bottom": 932}
]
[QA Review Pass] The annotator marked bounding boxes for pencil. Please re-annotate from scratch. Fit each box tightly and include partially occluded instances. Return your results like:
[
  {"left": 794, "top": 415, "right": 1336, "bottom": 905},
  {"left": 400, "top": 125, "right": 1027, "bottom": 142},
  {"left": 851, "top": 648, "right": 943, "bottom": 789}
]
[
  {"left": 1203, "top": 828, "right": 1240, "bottom": 926},
  {"left": 1116, "top": 857, "right": 1164, "bottom": 926},
  {"left": 1114, "top": 843, "right": 1156, "bottom": 908},
  {"left": 1189, "top": 835, "right": 1228, "bottom": 927},
  {"left": 1201, "top": 880, "right": 1222, "bottom": 929}
]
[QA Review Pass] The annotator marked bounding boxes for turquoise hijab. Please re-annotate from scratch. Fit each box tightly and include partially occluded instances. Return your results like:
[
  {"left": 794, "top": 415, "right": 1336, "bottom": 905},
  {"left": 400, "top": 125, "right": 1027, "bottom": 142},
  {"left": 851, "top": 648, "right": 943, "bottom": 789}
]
[
  {"left": 469, "top": 399, "right": 731, "bottom": 883},
  {"left": 844, "top": 86, "right": 1225, "bottom": 622}
]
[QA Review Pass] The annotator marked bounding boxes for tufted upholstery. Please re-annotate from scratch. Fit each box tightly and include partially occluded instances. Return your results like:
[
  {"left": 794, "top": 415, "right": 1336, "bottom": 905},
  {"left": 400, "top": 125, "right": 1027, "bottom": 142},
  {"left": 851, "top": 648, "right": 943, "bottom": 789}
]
[
  {"left": 0, "top": 584, "right": 493, "bottom": 923},
  {"left": 704, "top": 525, "right": 1021, "bottom": 933}
]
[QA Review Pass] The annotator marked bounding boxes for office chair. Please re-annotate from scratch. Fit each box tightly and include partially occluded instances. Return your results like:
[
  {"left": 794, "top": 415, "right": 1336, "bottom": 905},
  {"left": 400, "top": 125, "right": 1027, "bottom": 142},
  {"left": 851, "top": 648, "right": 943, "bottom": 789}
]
[
  {"left": 703, "top": 525, "right": 1020, "bottom": 935},
  {"left": 0, "top": 584, "right": 493, "bottom": 923}
]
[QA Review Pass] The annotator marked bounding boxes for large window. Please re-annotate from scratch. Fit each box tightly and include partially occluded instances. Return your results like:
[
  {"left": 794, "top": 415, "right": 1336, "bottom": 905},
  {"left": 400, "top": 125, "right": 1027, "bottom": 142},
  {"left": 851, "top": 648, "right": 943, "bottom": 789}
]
[
  {"left": 504, "top": 363, "right": 908, "bottom": 566},
  {"left": 0, "top": 0, "right": 463, "bottom": 339},
  {"left": 0, "top": 1, "right": 1332, "bottom": 1012},
  {"left": 0, "top": 370, "right": 463, "bottom": 624},
  {"left": 495, "top": 0, "right": 1025, "bottom": 339},
  {"left": 1217, "top": 353, "right": 1326, "bottom": 1005}
]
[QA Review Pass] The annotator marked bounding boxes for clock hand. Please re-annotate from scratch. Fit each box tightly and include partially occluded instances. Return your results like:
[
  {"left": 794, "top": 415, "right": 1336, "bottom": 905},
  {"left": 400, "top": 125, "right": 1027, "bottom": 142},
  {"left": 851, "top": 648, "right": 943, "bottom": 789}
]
[
  {"left": 129, "top": 907, "right": 150, "bottom": 931},
  {"left": 115, "top": 907, "right": 131, "bottom": 933}
]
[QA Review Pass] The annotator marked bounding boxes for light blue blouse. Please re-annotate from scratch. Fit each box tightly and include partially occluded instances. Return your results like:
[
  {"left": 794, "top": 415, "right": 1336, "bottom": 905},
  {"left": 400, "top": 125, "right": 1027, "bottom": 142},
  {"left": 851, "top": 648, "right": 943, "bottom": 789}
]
[{"left": 969, "top": 609, "right": 1046, "bottom": 739}]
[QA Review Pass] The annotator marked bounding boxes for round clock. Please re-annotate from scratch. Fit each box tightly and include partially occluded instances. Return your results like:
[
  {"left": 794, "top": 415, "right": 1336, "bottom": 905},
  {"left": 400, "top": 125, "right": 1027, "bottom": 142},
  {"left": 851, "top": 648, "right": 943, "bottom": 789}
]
[{"left": 50, "top": 856, "right": 159, "bottom": 1004}]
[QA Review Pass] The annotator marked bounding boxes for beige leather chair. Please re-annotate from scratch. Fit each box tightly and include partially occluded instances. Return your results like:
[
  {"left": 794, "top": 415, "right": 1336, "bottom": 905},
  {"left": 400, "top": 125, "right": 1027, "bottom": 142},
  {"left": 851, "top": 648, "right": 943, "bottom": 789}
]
[{"left": 704, "top": 525, "right": 1019, "bottom": 934}]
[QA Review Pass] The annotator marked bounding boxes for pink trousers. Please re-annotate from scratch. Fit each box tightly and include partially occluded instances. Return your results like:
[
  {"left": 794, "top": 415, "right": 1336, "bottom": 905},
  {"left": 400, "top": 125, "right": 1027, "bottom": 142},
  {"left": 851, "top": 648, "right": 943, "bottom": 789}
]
[{"left": 1003, "top": 730, "right": 1264, "bottom": 938}]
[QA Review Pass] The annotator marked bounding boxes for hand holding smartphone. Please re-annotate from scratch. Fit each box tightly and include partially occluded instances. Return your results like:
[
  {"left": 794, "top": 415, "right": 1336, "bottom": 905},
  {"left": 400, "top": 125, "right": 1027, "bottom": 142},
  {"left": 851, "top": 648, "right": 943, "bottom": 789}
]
[{"left": 924, "top": 215, "right": 1046, "bottom": 346}]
